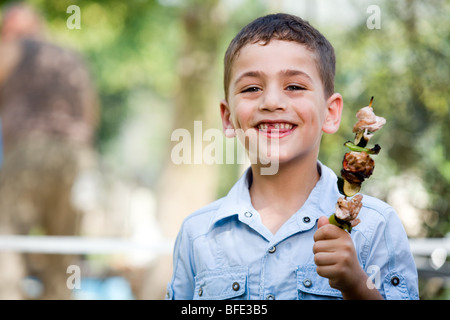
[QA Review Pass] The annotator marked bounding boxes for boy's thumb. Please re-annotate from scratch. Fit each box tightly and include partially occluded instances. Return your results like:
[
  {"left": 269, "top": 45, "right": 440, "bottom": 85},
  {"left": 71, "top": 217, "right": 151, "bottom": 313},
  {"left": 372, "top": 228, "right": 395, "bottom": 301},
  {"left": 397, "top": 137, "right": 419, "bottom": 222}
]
[{"left": 317, "top": 216, "right": 330, "bottom": 229}]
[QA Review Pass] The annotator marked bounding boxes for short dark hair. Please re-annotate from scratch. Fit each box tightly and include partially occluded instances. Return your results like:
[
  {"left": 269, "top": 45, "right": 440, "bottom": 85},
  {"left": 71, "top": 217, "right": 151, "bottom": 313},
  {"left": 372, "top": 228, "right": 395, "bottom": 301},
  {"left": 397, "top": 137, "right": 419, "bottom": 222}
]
[{"left": 223, "top": 13, "right": 336, "bottom": 100}]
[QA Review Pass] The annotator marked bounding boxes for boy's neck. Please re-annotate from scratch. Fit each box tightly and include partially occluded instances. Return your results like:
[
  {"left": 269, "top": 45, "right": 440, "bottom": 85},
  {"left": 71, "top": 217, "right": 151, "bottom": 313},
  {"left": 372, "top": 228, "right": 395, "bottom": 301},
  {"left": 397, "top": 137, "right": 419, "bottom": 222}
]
[{"left": 249, "top": 156, "right": 320, "bottom": 234}]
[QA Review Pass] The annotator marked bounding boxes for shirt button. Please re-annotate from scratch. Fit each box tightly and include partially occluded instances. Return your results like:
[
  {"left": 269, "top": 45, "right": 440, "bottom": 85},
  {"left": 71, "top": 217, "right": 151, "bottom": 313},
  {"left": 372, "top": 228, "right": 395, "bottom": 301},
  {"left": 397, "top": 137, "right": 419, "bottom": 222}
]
[
  {"left": 244, "top": 211, "right": 253, "bottom": 218},
  {"left": 303, "top": 279, "right": 312, "bottom": 288},
  {"left": 303, "top": 216, "right": 311, "bottom": 223},
  {"left": 232, "top": 282, "right": 240, "bottom": 291},
  {"left": 268, "top": 246, "right": 276, "bottom": 254},
  {"left": 198, "top": 287, "right": 203, "bottom": 296},
  {"left": 266, "top": 294, "right": 275, "bottom": 300},
  {"left": 391, "top": 276, "right": 400, "bottom": 286}
]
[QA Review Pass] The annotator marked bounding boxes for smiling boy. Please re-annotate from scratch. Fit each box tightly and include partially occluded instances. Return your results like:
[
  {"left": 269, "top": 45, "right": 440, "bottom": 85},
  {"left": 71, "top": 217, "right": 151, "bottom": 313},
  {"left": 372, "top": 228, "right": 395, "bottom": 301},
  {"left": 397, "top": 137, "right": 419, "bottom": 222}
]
[{"left": 166, "top": 13, "right": 418, "bottom": 300}]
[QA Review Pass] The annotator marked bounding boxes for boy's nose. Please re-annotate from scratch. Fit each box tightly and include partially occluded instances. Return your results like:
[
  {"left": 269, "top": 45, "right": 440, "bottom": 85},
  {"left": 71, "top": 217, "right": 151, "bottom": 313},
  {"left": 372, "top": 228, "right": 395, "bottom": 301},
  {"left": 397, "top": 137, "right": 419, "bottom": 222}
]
[{"left": 259, "top": 87, "right": 287, "bottom": 112}]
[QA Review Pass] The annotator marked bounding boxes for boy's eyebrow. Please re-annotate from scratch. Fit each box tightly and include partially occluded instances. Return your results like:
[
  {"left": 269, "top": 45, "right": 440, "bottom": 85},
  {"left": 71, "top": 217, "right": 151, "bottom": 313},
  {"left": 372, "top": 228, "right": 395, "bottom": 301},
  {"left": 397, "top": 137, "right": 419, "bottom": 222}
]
[
  {"left": 233, "top": 69, "right": 314, "bottom": 87},
  {"left": 233, "top": 71, "right": 263, "bottom": 87},
  {"left": 279, "top": 69, "right": 314, "bottom": 83}
]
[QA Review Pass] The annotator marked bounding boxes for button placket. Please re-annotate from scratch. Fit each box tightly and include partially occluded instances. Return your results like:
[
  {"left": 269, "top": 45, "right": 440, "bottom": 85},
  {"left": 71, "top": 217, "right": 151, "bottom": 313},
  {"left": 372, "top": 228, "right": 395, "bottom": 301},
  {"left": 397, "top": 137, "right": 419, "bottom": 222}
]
[
  {"left": 303, "top": 279, "right": 312, "bottom": 288},
  {"left": 391, "top": 276, "right": 400, "bottom": 286},
  {"left": 296, "top": 214, "right": 316, "bottom": 233}
]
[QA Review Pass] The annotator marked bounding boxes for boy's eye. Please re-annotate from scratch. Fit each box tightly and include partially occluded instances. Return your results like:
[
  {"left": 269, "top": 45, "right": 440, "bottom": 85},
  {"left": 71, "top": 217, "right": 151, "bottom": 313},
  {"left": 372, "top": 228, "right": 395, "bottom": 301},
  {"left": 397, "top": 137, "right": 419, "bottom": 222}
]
[
  {"left": 286, "top": 85, "right": 305, "bottom": 91},
  {"left": 241, "top": 86, "right": 261, "bottom": 93}
]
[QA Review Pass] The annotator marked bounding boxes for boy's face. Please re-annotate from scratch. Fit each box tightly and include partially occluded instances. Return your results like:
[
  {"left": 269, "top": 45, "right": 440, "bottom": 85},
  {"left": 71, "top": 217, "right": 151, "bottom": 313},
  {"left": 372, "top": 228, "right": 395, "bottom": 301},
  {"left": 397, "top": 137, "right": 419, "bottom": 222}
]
[{"left": 220, "top": 40, "right": 342, "bottom": 166}]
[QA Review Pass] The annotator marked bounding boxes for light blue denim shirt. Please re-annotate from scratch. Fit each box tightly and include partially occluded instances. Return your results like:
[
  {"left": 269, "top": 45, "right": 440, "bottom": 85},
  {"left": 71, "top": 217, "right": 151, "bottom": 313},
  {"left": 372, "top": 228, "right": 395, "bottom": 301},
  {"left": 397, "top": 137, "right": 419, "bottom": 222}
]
[{"left": 166, "top": 162, "right": 419, "bottom": 300}]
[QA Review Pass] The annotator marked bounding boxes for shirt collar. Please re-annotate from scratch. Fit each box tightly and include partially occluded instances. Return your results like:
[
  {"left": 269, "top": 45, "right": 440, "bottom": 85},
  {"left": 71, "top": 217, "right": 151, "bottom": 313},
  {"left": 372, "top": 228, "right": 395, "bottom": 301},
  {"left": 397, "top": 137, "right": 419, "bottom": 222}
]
[
  {"left": 207, "top": 168, "right": 254, "bottom": 229},
  {"left": 208, "top": 161, "right": 341, "bottom": 230}
]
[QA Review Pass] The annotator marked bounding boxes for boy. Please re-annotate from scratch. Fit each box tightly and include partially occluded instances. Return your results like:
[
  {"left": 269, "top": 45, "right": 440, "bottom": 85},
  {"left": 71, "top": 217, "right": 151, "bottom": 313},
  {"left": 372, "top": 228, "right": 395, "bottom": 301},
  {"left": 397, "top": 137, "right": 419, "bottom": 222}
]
[{"left": 166, "top": 13, "right": 419, "bottom": 300}]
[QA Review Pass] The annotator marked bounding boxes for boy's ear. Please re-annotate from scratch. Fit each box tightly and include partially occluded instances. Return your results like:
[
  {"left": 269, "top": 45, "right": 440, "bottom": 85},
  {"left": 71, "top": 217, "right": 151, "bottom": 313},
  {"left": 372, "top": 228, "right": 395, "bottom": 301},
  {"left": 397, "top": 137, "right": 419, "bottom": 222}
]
[
  {"left": 322, "top": 93, "right": 343, "bottom": 134},
  {"left": 220, "top": 99, "right": 236, "bottom": 138}
]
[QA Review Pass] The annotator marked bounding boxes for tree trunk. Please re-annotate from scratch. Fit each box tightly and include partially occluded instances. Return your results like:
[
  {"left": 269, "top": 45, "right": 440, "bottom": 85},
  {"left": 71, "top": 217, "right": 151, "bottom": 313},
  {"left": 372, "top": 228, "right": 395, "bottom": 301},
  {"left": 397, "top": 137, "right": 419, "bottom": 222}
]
[{"left": 140, "top": 0, "right": 225, "bottom": 299}]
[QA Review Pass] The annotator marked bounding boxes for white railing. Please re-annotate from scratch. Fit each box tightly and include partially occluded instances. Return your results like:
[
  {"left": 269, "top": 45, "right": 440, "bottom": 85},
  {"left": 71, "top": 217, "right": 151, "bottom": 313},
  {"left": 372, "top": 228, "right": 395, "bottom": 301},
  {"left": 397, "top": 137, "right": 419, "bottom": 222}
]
[
  {"left": 408, "top": 238, "right": 450, "bottom": 257},
  {"left": 0, "top": 235, "right": 174, "bottom": 255}
]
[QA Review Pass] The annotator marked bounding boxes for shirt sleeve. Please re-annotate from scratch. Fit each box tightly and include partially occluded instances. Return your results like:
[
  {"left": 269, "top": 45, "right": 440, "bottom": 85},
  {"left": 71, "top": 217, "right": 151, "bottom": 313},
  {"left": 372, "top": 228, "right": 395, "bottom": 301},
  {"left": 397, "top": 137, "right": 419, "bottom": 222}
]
[
  {"left": 363, "top": 205, "right": 419, "bottom": 300},
  {"left": 165, "top": 221, "right": 195, "bottom": 300}
]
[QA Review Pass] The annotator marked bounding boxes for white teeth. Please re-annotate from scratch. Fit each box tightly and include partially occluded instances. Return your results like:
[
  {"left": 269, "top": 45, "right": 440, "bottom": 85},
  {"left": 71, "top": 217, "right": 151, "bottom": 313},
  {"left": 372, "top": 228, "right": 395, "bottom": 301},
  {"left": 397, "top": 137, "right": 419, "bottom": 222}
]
[{"left": 258, "top": 123, "right": 293, "bottom": 130}]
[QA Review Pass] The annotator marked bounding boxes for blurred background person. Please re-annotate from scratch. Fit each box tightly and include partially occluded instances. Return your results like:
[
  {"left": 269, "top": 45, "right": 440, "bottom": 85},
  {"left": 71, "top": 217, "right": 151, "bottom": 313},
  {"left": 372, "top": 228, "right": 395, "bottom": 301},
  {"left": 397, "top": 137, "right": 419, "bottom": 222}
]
[{"left": 0, "top": 2, "right": 99, "bottom": 299}]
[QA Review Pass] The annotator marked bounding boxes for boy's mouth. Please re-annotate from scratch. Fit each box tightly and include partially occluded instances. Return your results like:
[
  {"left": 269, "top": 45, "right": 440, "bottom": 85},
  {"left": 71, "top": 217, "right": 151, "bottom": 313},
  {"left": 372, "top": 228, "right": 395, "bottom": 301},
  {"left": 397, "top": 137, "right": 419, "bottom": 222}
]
[{"left": 256, "top": 121, "right": 297, "bottom": 138}]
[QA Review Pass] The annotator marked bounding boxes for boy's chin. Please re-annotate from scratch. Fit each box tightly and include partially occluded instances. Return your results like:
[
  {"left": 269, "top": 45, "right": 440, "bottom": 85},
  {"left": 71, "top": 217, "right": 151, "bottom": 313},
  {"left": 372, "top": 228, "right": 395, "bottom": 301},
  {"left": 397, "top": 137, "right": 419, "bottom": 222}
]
[
  {"left": 252, "top": 153, "right": 296, "bottom": 176},
  {"left": 258, "top": 150, "right": 293, "bottom": 164}
]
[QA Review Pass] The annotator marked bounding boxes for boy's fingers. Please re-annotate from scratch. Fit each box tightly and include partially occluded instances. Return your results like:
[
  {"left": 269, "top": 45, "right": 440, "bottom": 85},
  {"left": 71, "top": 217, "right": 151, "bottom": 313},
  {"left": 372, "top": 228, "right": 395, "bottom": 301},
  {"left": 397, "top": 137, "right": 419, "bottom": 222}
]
[
  {"left": 313, "top": 251, "right": 336, "bottom": 266},
  {"left": 315, "top": 265, "right": 338, "bottom": 280},
  {"left": 314, "top": 223, "right": 341, "bottom": 242},
  {"left": 317, "top": 216, "right": 330, "bottom": 229},
  {"left": 313, "top": 237, "right": 340, "bottom": 254}
]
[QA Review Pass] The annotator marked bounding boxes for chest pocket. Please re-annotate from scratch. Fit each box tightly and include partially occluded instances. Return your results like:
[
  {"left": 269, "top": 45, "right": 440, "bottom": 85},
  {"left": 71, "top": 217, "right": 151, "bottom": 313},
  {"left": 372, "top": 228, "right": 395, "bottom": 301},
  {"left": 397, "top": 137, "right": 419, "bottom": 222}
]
[
  {"left": 193, "top": 266, "right": 248, "bottom": 300},
  {"left": 297, "top": 265, "right": 343, "bottom": 300}
]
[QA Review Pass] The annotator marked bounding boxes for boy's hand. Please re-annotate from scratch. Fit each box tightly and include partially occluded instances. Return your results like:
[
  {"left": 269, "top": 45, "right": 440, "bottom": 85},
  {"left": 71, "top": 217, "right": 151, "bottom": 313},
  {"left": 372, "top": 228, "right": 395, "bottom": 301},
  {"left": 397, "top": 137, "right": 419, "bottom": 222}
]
[{"left": 313, "top": 216, "right": 383, "bottom": 300}]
